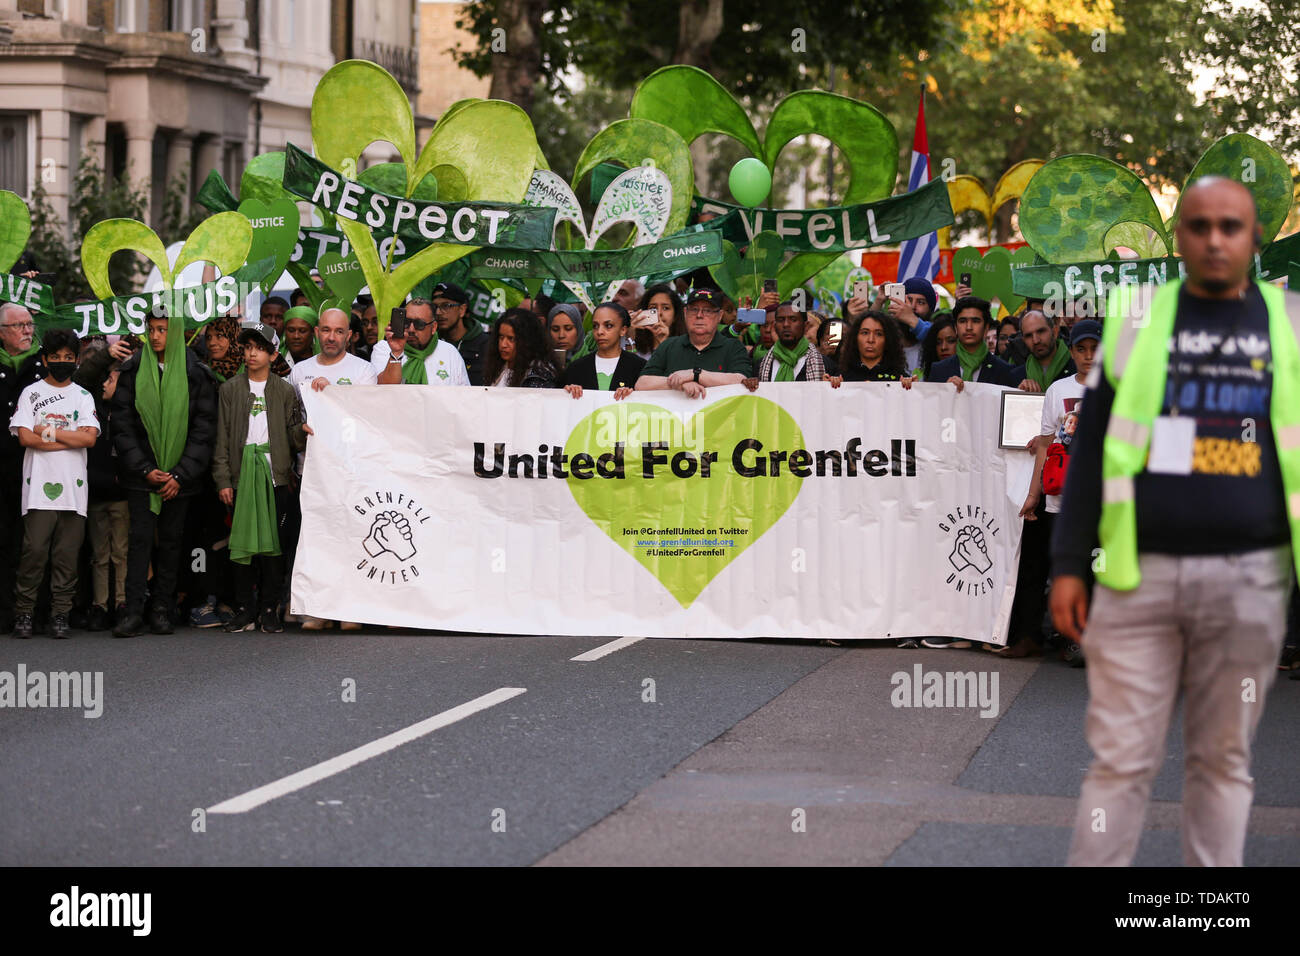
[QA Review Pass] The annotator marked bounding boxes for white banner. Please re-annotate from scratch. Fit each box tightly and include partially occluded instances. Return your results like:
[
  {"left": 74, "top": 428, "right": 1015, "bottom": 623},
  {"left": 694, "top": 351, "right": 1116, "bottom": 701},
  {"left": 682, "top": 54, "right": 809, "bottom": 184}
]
[{"left": 292, "top": 382, "right": 1033, "bottom": 641}]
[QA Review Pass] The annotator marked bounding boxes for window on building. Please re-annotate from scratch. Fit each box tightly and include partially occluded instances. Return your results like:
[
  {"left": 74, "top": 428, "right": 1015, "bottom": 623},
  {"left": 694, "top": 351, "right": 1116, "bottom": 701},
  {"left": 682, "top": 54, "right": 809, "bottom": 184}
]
[
  {"left": 169, "top": 0, "right": 205, "bottom": 34},
  {"left": 114, "top": 0, "right": 148, "bottom": 32},
  {"left": 0, "top": 113, "right": 32, "bottom": 198}
]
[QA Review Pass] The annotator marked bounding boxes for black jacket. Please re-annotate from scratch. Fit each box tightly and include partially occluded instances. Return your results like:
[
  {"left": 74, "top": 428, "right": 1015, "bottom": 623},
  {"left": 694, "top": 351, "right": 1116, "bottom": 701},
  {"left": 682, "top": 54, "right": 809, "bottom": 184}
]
[
  {"left": 451, "top": 321, "right": 489, "bottom": 387},
  {"left": 926, "top": 353, "right": 1027, "bottom": 387},
  {"left": 110, "top": 348, "right": 217, "bottom": 496},
  {"left": 561, "top": 351, "right": 646, "bottom": 390}
]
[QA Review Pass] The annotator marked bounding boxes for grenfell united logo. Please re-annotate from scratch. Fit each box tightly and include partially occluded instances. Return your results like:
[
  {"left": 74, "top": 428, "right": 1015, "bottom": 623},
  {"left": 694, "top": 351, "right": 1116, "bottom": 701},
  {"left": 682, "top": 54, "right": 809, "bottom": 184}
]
[
  {"left": 352, "top": 489, "right": 432, "bottom": 585},
  {"left": 939, "top": 503, "right": 999, "bottom": 597}
]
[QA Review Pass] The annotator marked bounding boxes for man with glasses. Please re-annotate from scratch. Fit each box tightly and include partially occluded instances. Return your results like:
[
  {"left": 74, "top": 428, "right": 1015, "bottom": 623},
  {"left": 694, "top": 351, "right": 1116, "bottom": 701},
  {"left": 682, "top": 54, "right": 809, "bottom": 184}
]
[
  {"left": 635, "top": 288, "right": 752, "bottom": 397},
  {"left": 374, "top": 297, "right": 471, "bottom": 385},
  {"left": 0, "top": 304, "right": 44, "bottom": 631},
  {"left": 429, "top": 282, "right": 487, "bottom": 386}
]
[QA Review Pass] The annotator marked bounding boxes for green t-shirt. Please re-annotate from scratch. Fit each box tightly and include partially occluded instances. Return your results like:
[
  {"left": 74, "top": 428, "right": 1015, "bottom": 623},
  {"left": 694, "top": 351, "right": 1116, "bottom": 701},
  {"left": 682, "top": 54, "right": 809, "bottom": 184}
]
[{"left": 641, "top": 333, "right": 754, "bottom": 379}]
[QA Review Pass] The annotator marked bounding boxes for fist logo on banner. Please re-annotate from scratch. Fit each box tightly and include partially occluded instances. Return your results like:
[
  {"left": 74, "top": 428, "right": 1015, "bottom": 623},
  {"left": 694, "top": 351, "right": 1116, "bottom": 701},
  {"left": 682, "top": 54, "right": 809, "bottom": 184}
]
[
  {"left": 363, "top": 511, "right": 417, "bottom": 561},
  {"left": 938, "top": 505, "right": 1001, "bottom": 597},
  {"left": 351, "top": 489, "right": 433, "bottom": 586},
  {"left": 949, "top": 525, "right": 993, "bottom": 575}
]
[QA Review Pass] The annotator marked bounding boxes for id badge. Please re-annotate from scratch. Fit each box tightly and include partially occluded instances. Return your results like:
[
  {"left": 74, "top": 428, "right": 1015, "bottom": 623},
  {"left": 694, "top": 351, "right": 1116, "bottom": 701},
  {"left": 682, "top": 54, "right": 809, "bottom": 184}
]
[{"left": 1147, "top": 415, "right": 1195, "bottom": 475}]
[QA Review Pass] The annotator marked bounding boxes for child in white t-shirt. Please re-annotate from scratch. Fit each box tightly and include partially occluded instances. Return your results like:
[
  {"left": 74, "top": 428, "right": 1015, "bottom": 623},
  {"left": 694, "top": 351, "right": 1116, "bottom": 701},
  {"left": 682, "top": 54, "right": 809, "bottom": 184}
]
[{"left": 8, "top": 329, "right": 100, "bottom": 638}]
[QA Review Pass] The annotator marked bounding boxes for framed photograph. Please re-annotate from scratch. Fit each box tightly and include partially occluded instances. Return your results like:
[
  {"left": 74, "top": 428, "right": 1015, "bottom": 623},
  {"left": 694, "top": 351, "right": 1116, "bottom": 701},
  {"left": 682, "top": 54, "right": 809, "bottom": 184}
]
[{"left": 999, "top": 391, "right": 1046, "bottom": 450}]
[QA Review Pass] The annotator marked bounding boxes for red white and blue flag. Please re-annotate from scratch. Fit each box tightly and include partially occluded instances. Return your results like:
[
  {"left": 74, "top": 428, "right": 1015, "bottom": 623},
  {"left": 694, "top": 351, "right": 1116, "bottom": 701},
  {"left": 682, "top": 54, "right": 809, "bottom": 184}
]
[{"left": 896, "top": 88, "right": 940, "bottom": 282}]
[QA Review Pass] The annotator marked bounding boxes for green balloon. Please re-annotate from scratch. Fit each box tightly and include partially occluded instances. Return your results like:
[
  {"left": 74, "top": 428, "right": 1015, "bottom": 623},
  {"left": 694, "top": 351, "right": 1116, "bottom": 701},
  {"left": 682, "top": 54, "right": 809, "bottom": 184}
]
[{"left": 728, "top": 157, "right": 772, "bottom": 207}]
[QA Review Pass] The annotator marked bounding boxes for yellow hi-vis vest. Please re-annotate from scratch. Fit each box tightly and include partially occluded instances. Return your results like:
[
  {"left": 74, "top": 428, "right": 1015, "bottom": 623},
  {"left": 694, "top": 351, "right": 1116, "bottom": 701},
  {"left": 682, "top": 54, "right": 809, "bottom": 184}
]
[{"left": 1098, "top": 278, "right": 1300, "bottom": 590}]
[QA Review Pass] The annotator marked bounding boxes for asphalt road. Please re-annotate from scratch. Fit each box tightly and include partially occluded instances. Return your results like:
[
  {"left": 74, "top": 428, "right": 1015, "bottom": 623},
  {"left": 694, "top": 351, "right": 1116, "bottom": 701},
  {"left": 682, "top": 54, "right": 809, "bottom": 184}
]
[{"left": 2, "top": 626, "right": 1297, "bottom": 866}]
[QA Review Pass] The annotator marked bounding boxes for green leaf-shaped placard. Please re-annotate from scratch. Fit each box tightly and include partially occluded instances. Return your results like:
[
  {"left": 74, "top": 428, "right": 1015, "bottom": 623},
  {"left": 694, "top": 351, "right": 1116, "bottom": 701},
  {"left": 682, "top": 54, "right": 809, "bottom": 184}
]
[
  {"left": 1103, "top": 220, "right": 1167, "bottom": 260},
  {"left": 172, "top": 211, "right": 253, "bottom": 278},
  {"left": 1176, "top": 133, "right": 1293, "bottom": 246},
  {"left": 1020, "top": 155, "right": 1169, "bottom": 263},
  {"left": 82, "top": 219, "right": 173, "bottom": 298},
  {"left": 357, "top": 163, "right": 439, "bottom": 201},
  {"left": 310, "top": 60, "right": 540, "bottom": 327},
  {"left": 0, "top": 190, "right": 31, "bottom": 273},
  {"left": 572, "top": 119, "right": 695, "bottom": 241},
  {"left": 630, "top": 66, "right": 897, "bottom": 295}
]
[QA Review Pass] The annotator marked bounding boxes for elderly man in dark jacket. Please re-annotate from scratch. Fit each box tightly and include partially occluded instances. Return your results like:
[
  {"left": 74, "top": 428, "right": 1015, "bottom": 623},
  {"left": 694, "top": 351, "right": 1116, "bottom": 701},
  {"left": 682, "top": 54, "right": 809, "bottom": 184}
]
[{"left": 110, "top": 315, "right": 217, "bottom": 637}]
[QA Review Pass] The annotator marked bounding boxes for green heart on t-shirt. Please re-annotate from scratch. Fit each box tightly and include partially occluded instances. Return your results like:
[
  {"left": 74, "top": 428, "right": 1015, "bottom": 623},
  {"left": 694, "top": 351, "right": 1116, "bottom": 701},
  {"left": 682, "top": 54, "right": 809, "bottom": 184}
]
[
  {"left": 43, "top": 482, "right": 63, "bottom": 500},
  {"left": 76, "top": 479, "right": 84, "bottom": 487}
]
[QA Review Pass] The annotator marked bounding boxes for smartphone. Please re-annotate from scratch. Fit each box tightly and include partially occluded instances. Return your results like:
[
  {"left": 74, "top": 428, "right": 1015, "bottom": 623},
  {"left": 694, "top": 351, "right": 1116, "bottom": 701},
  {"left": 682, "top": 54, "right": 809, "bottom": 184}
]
[
  {"left": 736, "top": 308, "right": 767, "bottom": 325},
  {"left": 884, "top": 282, "right": 906, "bottom": 300},
  {"left": 33, "top": 272, "right": 56, "bottom": 285},
  {"left": 552, "top": 348, "right": 568, "bottom": 368},
  {"left": 853, "top": 280, "right": 872, "bottom": 301},
  {"left": 826, "top": 320, "right": 845, "bottom": 348},
  {"left": 389, "top": 306, "right": 407, "bottom": 338},
  {"left": 762, "top": 278, "right": 778, "bottom": 295},
  {"left": 959, "top": 272, "right": 972, "bottom": 287}
]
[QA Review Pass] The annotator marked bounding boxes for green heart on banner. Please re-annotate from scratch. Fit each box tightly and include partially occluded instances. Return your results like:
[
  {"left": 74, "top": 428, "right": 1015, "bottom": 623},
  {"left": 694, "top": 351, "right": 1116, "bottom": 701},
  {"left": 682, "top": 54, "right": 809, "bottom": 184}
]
[
  {"left": 317, "top": 249, "right": 367, "bottom": 312},
  {"left": 564, "top": 396, "right": 804, "bottom": 607},
  {"left": 0, "top": 190, "right": 31, "bottom": 273},
  {"left": 43, "top": 482, "right": 62, "bottom": 501},
  {"left": 710, "top": 231, "right": 786, "bottom": 304},
  {"left": 950, "top": 245, "right": 1038, "bottom": 315},
  {"left": 630, "top": 66, "right": 898, "bottom": 296},
  {"left": 237, "top": 198, "right": 300, "bottom": 293},
  {"left": 311, "top": 59, "right": 540, "bottom": 333}
]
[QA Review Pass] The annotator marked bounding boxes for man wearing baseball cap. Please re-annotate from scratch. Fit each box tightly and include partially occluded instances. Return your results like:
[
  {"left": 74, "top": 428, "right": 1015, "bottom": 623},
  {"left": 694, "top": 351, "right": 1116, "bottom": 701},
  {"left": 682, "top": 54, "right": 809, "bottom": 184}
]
[
  {"left": 212, "top": 322, "right": 307, "bottom": 633},
  {"left": 998, "top": 319, "right": 1102, "bottom": 660},
  {"left": 430, "top": 282, "right": 488, "bottom": 386},
  {"left": 635, "top": 287, "right": 752, "bottom": 397}
]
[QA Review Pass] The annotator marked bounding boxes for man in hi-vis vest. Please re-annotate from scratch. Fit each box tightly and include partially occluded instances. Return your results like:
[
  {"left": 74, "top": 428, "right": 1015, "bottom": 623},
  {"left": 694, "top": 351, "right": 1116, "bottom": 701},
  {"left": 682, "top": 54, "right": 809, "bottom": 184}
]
[{"left": 1049, "top": 176, "right": 1299, "bottom": 866}]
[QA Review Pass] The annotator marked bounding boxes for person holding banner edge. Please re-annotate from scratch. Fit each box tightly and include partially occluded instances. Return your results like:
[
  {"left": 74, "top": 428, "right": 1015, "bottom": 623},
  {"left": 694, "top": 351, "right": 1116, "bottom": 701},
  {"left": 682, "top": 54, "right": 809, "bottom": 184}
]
[
  {"left": 635, "top": 287, "right": 752, "bottom": 397},
  {"left": 1050, "top": 176, "right": 1298, "bottom": 867},
  {"left": 926, "top": 297, "right": 1029, "bottom": 390},
  {"left": 562, "top": 302, "right": 644, "bottom": 399}
]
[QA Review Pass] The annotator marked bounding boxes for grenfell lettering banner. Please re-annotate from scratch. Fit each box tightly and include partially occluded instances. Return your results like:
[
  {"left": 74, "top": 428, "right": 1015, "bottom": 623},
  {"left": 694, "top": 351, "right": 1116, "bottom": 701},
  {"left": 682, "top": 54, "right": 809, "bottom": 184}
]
[
  {"left": 281, "top": 144, "right": 556, "bottom": 250},
  {"left": 292, "top": 382, "right": 1031, "bottom": 641},
  {"left": 688, "top": 177, "right": 955, "bottom": 253}
]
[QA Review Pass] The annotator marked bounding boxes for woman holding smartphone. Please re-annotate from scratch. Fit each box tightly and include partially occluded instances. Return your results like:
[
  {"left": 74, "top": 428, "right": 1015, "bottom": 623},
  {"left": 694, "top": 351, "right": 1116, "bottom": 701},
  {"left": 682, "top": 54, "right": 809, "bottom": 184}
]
[
  {"left": 562, "top": 302, "right": 644, "bottom": 399},
  {"left": 632, "top": 284, "right": 684, "bottom": 360}
]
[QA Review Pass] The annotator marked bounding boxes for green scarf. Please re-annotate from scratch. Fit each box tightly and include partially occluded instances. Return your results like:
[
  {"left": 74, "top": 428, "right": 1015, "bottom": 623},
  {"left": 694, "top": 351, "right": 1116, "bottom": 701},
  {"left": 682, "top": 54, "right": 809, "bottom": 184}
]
[
  {"left": 570, "top": 330, "right": 597, "bottom": 362},
  {"left": 0, "top": 343, "right": 39, "bottom": 371},
  {"left": 400, "top": 333, "right": 440, "bottom": 384},
  {"left": 768, "top": 336, "right": 809, "bottom": 382},
  {"left": 134, "top": 318, "right": 188, "bottom": 514},
  {"left": 956, "top": 340, "right": 989, "bottom": 382},
  {"left": 229, "top": 443, "right": 279, "bottom": 564},
  {"left": 1026, "top": 338, "right": 1071, "bottom": 389}
]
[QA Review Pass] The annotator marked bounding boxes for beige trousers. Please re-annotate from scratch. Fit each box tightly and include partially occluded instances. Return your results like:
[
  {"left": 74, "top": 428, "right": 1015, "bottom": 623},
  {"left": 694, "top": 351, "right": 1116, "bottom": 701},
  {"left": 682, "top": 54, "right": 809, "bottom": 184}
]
[{"left": 1068, "top": 546, "right": 1291, "bottom": 866}]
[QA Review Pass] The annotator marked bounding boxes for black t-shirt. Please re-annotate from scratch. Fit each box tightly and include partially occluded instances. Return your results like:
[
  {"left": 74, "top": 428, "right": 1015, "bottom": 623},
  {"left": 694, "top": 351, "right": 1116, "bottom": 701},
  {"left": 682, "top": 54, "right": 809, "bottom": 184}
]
[
  {"left": 842, "top": 357, "right": 907, "bottom": 382},
  {"left": 1052, "top": 284, "right": 1289, "bottom": 577}
]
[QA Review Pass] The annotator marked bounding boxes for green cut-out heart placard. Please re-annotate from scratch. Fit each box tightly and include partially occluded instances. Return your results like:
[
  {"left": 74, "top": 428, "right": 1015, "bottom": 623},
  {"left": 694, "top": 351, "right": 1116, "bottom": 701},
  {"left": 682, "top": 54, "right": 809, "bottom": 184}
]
[
  {"left": 570, "top": 118, "right": 695, "bottom": 242},
  {"left": 564, "top": 395, "right": 805, "bottom": 607},
  {"left": 82, "top": 212, "right": 252, "bottom": 298},
  {"left": 0, "top": 190, "right": 31, "bottom": 273},
  {"left": 950, "top": 245, "right": 1038, "bottom": 314},
  {"left": 317, "top": 249, "right": 367, "bottom": 311},
  {"left": 311, "top": 60, "right": 540, "bottom": 332},
  {"left": 630, "top": 66, "right": 898, "bottom": 295},
  {"left": 1176, "top": 133, "right": 1293, "bottom": 247},
  {"left": 1019, "top": 155, "right": 1170, "bottom": 263},
  {"left": 237, "top": 197, "right": 300, "bottom": 294}
]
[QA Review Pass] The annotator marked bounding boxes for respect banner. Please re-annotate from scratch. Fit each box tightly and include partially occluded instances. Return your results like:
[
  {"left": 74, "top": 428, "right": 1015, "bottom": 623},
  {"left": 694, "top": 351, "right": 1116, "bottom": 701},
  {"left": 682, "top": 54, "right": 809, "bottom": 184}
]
[{"left": 293, "top": 382, "right": 1031, "bottom": 640}]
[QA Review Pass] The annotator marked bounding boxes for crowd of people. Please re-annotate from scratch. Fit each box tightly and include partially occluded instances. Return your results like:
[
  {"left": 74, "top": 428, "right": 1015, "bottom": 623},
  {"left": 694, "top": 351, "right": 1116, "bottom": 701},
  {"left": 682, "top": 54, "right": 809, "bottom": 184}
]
[{"left": 0, "top": 252, "right": 1295, "bottom": 680}]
